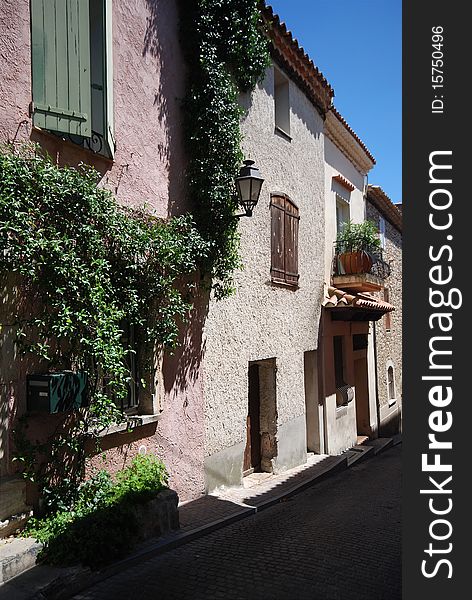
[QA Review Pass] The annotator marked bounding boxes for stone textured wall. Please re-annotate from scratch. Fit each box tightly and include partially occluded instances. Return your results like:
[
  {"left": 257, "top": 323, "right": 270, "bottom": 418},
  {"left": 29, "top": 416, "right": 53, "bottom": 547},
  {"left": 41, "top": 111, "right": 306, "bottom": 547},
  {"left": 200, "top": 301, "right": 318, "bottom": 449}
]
[
  {"left": 366, "top": 202, "right": 403, "bottom": 435},
  {"left": 0, "top": 0, "right": 205, "bottom": 502},
  {"left": 202, "top": 65, "right": 326, "bottom": 488}
]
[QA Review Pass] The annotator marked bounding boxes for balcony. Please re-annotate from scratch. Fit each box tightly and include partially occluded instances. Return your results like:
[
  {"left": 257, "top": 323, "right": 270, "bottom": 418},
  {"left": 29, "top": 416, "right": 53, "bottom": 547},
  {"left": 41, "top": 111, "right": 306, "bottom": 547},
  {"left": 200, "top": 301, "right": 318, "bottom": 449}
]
[{"left": 332, "top": 244, "right": 391, "bottom": 293}]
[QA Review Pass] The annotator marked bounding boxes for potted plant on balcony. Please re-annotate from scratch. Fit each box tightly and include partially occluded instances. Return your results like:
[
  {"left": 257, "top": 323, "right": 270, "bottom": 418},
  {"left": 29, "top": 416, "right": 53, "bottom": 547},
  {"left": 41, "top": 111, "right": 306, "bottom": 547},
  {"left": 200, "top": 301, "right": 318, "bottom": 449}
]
[{"left": 335, "top": 220, "right": 381, "bottom": 275}]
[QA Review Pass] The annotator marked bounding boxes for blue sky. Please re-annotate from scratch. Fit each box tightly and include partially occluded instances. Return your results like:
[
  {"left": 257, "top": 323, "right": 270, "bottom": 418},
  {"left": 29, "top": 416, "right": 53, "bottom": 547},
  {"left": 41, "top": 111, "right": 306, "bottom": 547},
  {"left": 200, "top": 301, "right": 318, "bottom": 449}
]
[{"left": 268, "top": 0, "right": 402, "bottom": 204}]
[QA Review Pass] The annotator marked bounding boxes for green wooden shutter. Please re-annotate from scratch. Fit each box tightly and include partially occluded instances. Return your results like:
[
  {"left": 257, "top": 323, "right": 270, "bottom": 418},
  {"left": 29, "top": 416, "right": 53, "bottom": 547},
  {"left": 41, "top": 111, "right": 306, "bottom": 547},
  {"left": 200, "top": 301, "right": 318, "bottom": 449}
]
[
  {"left": 31, "top": 0, "right": 91, "bottom": 137},
  {"left": 103, "top": 0, "right": 115, "bottom": 157}
]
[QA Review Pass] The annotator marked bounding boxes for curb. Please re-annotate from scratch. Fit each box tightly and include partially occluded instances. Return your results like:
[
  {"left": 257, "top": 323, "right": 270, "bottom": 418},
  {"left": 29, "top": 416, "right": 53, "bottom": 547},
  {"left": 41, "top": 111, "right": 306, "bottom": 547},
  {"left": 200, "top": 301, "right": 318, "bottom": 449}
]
[
  {"left": 255, "top": 455, "right": 348, "bottom": 512},
  {"left": 15, "top": 437, "right": 399, "bottom": 599}
]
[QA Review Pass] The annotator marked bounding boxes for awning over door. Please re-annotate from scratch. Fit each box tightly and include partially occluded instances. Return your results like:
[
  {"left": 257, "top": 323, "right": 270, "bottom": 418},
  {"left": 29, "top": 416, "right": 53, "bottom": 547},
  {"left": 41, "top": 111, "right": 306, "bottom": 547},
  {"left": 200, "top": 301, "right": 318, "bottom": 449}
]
[{"left": 322, "top": 286, "right": 394, "bottom": 322}]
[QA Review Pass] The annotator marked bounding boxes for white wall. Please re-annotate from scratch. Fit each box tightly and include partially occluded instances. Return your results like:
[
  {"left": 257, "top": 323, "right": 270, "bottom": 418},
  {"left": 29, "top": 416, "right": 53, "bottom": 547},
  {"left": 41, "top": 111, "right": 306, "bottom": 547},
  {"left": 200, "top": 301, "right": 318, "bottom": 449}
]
[
  {"left": 202, "top": 65, "right": 326, "bottom": 490},
  {"left": 324, "top": 137, "right": 366, "bottom": 282}
]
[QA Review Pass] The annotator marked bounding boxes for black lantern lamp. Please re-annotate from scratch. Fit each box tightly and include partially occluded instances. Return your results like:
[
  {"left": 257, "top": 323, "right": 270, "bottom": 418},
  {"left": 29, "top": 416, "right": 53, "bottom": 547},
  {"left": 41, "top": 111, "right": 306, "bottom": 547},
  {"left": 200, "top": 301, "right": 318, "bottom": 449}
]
[{"left": 234, "top": 159, "right": 264, "bottom": 218}]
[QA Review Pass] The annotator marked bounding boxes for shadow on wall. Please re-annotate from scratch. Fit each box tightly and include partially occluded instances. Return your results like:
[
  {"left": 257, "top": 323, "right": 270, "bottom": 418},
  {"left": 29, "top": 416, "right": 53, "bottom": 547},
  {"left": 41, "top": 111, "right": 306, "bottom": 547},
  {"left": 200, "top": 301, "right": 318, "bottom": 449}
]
[
  {"left": 29, "top": 128, "right": 113, "bottom": 182},
  {"left": 238, "top": 73, "right": 323, "bottom": 142},
  {"left": 143, "top": 0, "right": 188, "bottom": 218},
  {"left": 380, "top": 405, "right": 402, "bottom": 437},
  {"left": 162, "top": 285, "right": 209, "bottom": 396},
  {"left": 0, "top": 274, "right": 53, "bottom": 478},
  {"left": 85, "top": 285, "right": 210, "bottom": 499}
]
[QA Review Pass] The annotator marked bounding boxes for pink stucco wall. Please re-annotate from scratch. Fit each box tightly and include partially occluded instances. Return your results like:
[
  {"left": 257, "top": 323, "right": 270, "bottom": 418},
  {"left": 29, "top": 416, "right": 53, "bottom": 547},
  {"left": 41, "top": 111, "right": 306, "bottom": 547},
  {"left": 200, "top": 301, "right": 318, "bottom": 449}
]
[{"left": 0, "top": 0, "right": 205, "bottom": 502}]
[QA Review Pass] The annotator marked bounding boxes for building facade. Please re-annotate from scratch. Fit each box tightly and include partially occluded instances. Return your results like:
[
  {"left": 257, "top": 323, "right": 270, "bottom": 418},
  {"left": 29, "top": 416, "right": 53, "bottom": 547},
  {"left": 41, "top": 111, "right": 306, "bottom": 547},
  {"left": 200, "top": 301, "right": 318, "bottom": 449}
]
[
  {"left": 366, "top": 185, "right": 403, "bottom": 436},
  {"left": 0, "top": 1, "right": 402, "bottom": 533},
  {"left": 0, "top": 0, "right": 207, "bottom": 534},
  {"left": 202, "top": 9, "right": 333, "bottom": 491}
]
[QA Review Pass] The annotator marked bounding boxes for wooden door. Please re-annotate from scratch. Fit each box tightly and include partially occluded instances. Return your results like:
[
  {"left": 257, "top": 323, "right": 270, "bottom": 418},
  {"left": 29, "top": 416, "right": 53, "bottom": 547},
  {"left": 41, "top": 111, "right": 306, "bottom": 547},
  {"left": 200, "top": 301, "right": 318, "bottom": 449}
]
[
  {"left": 243, "top": 364, "right": 261, "bottom": 474},
  {"left": 354, "top": 354, "right": 370, "bottom": 436}
]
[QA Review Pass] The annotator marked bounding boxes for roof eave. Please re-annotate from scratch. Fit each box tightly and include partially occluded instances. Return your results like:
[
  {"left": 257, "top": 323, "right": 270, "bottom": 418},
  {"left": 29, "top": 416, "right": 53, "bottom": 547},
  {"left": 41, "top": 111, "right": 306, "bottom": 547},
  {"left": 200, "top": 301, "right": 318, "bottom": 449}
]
[{"left": 262, "top": 3, "right": 334, "bottom": 117}]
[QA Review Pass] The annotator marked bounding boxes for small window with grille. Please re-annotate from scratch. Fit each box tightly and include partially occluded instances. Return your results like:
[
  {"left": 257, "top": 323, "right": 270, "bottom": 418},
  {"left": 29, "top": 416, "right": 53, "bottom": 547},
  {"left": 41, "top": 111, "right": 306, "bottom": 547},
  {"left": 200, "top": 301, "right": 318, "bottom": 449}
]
[{"left": 387, "top": 365, "right": 396, "bottom": 406}]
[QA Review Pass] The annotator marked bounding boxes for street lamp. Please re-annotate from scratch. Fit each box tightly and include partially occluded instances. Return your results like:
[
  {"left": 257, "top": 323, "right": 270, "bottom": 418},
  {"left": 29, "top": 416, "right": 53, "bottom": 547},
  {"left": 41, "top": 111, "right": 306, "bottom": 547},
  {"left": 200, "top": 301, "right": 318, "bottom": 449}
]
[{"left": 234, "top": 159, "right": 264, "bottom": 218}]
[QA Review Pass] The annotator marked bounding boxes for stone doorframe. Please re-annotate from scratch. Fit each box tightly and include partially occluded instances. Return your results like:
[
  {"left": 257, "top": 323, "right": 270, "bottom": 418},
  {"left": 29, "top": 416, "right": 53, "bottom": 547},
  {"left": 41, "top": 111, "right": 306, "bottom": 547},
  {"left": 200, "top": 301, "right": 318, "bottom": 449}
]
[{"left": 246, "top": 358, "right": 278, "bottom": 473}]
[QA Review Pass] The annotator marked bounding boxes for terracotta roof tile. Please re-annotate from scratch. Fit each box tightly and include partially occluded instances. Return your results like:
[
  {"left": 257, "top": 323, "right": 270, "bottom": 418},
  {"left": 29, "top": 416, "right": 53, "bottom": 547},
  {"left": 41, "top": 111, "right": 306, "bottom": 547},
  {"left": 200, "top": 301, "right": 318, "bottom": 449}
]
[
  {"left": 332, "top": 174, "right": 355, "bottom": 192},
  {"left": 262, "top": 4, "right": 375, "bottom": 169},
  {"left": 262, "top": 2, "right": 334, "bottom": 115},
  {"left": 331, "top": 107, "right": 376, "bottom": 164},
  {"left": 367, "top": 185, "right": 402, "bottom": 232},
  {"left": 323, "top": 286, "right": 394, "bottom": 313}
]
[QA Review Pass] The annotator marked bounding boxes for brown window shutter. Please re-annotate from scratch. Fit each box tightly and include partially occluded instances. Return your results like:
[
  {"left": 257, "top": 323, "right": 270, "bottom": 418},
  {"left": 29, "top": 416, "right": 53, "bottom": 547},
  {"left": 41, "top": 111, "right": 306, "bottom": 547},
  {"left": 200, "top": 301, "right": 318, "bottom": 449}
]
[
  {"left": 384, "top": 288, "right": 391, "bottom": 330},
  {"left": 270, "top": 196, "right": 286, "bottom": 282},
  {"left": 284, "top": 199, "right": 299, "bottom": 285}
]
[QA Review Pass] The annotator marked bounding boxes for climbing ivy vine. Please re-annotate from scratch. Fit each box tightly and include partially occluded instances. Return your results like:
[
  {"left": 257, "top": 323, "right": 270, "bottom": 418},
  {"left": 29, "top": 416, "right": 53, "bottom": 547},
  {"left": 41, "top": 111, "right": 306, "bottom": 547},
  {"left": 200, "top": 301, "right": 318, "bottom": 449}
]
[
  {"left": 0, "top": 143, "right": 209, "bottom": 511},
  {"left": 0, "top": 0, "right": 270, "bottom": 514},
  {"left": 180, "top": 0, "right": 271, "bottom": 298}
]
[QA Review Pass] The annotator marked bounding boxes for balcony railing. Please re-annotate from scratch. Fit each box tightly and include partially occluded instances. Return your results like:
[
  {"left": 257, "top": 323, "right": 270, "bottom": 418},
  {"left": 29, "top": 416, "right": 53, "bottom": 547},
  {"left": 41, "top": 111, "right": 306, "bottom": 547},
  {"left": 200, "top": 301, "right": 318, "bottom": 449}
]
[{"left": 332, "top": 243, "right": 391, "bottom": 292}]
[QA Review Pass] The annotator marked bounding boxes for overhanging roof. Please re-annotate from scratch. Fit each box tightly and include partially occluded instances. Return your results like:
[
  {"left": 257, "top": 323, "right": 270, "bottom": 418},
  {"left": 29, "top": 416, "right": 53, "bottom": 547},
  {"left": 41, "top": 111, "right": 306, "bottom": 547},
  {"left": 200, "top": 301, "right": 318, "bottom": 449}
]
[
  {"left": 367, "top": 185, "right": 403, "bottom": 232},
  {"left": 262, "top": 2, "right": 334, "bottom": 116},
  {"left": 322, "top": 286, "right": 394, "bottom": 322}
]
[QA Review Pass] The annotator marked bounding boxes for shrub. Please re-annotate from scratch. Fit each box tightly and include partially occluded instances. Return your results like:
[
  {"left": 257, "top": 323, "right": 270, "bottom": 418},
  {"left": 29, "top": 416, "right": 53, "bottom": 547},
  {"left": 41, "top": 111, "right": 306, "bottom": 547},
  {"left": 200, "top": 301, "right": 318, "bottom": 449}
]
[
  {"left": 23, "top": 455, "right": 170, "bottom": 567},
  {"left": 336, "top": 220, "right": 381, "bottom": 254}
]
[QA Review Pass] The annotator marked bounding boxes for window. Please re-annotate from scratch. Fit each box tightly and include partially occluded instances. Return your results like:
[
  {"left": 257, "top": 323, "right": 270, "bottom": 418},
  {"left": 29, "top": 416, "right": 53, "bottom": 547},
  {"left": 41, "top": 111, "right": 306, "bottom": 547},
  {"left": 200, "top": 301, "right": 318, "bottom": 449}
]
[
  {"left": 31, "top": 0, "right": 114, "bottom": 157},
  {"left": 336, "top": 194, "right": 350, "bottom": 235},
  {"left": 334, "top": 336, "right": 353, "bottom": 408},
  {"left": 274, "top": 67, "right": 290, "bottom": 137},
  {"left": 387, "top": 365, "right": 396, "bottom": 406},
  {"left": 379, "top": 216, "right": 386, "bottom": 249},
  {"left": 122, "top": 321, "right": 139, "bottom": 411},
  {"left": 106, "top": 321, "right": 139, "bottom": 412},
  {"left": 384, "top": 288, "right": 391, "bottom": 331},
  {"left": 270, "top": 194, "right": 299, "bottom": 286}
]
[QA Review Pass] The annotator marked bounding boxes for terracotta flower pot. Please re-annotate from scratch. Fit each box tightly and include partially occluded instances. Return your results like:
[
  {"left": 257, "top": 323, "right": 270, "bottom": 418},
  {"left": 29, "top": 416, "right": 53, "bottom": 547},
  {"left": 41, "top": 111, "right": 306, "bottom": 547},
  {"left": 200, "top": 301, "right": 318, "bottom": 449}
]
[{"left": 339, "top": 251, "right": 373, "bottom": 275}]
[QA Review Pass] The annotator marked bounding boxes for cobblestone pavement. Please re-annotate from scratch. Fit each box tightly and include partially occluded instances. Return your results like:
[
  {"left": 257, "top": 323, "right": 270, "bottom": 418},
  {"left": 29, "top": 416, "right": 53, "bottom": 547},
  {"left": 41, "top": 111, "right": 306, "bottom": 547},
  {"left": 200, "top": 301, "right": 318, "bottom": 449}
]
[{"left": 74, "top": 445, "right": 401, "bottom": 600}]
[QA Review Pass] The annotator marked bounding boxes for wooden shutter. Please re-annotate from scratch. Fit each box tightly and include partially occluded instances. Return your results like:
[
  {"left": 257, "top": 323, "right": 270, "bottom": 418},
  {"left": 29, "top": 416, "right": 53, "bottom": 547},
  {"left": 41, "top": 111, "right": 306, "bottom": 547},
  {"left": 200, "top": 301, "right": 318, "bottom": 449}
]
[
  {"left": 270, "top": 196, "right": 285, "bottom": 282},
  {"left": 270, "top": 194, "right": 299, "bottom": 286},
  {"left": 31, "top": 0, "right": 91, "bottom": 137},
  {"left": 284, "top": 198, "right": 299, "bottom": 285},
  {"left": 103, "top": 0, "right": 115, "bottom": 156}
]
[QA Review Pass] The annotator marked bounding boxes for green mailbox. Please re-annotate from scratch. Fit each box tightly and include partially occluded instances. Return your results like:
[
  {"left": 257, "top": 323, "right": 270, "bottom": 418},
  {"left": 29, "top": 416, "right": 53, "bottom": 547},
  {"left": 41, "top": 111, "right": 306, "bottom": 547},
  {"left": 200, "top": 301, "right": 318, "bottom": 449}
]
[{"left": 27, "top": 372, "right": 88, "bottom": 414}]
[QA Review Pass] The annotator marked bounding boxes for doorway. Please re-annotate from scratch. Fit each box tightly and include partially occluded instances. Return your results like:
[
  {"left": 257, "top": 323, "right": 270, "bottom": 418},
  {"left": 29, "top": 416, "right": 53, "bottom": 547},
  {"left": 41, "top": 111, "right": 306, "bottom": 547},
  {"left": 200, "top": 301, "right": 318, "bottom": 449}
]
[
  {"left": 304, "top": 350, "right": 323, "bottom": 453},
  {"left": 354, "top": 350, "right": 372, "bottom": 437},
  {"left": 243, "top": 359, "right": 277, "bottom": 475}
]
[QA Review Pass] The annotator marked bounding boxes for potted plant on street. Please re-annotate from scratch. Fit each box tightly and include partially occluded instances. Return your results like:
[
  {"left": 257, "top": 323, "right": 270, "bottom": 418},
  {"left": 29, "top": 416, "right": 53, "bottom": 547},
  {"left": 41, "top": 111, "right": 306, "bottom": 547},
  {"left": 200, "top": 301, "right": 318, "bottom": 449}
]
[{"left": 335, "top": 220, "right": 381, "bottom": 275}]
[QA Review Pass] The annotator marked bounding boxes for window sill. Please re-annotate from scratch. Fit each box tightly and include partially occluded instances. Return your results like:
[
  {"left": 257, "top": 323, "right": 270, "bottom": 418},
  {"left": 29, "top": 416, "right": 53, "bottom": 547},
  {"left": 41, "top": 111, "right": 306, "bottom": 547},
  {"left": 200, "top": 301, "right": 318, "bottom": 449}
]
[
  {"left": 97, "top": 413, "right": 160, "bottom": 437},
  {"left": 31, "top": 126, "right": 114, "bottom": 165},
  {"left": 274, "top": 126, "right": 292, "bottom": 142},
  {"left": 270, "top": 278, "right": 299, "bottom": 291},
  {"left": 387, "top": 398, "right": 397, "bottom": 408}
]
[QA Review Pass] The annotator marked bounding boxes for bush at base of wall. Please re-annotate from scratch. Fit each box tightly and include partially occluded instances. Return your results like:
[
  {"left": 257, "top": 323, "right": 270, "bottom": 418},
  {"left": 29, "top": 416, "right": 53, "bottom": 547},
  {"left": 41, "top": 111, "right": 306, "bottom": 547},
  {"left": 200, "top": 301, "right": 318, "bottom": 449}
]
[{"left": 22, "top": 455, "right": 178, "bottom": 568}]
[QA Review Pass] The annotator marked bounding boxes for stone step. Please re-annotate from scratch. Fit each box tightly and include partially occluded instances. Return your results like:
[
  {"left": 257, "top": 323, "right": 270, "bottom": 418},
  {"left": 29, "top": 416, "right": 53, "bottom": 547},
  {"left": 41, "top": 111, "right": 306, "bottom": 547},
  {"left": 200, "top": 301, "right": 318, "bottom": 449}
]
[
  {"left": 345, "top": 444, "right": 375, "bottom": 467},
  {"left": 364, "top": 437, "right": 394, "bottom": 455},
  {"left": 0, "top": 537, "right": 43, "bottom": 584}
]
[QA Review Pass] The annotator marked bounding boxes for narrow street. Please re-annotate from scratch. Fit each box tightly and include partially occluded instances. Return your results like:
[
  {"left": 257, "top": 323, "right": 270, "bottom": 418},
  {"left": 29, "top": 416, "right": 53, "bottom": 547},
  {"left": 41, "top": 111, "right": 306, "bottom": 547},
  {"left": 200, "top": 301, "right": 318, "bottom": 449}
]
[{"left": 74, "top": 445, "right": 401, "bottom": 600}]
